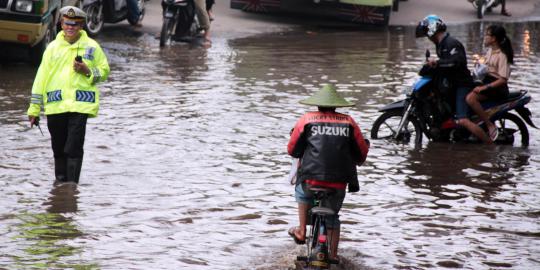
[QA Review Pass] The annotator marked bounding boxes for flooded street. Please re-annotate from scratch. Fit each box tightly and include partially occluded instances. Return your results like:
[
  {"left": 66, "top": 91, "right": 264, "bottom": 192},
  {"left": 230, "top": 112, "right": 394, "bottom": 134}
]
[{"left": 1, "top": 21, "right": 539, "bottom": 269}]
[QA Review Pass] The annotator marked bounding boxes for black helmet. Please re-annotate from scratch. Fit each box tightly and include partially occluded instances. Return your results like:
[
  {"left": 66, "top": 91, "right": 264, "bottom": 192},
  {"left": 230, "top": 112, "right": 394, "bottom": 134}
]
[{"left": 415, "top": 15, "right": 446, "bottom": 38}]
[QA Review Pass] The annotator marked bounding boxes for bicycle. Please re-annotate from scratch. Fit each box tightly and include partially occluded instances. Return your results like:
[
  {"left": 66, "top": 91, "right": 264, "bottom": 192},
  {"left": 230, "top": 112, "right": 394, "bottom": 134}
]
[{"left": 296, "top": 186, "right": 340, "bottom": 269}]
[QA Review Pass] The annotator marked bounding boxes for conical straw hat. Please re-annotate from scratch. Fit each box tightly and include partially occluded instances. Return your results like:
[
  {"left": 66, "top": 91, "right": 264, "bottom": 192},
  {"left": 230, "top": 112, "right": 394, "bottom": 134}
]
[{"left": 299, "top": 84, "right": 355, "bottom": 107}]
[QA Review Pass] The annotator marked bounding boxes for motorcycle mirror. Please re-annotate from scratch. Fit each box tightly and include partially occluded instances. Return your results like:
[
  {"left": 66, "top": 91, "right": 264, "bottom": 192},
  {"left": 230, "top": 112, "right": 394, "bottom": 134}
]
[{"left": 425, "top": 49, "right": 430, "bottom": 61}]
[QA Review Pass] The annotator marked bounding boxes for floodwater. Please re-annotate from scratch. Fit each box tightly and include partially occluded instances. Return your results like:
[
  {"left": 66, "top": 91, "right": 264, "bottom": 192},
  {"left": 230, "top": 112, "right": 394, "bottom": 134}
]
[{"left": 1, "top": 21, "right": 539, "bottom": 270}]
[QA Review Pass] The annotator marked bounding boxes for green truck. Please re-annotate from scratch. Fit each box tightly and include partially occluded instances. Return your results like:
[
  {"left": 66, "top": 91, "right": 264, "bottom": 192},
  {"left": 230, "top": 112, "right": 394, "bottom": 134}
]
[{"left": 0, "top": 0, "right": 62, "bottom": 64}]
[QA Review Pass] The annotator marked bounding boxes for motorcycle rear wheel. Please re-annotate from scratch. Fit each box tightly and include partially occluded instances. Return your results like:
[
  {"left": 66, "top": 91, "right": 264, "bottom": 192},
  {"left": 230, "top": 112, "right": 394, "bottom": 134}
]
[
  {"left": 371, "top": 110, "right": 423, "bottom": 147},
  {"left": 494, "top": 112, "right": 529, "bottom": 147}
]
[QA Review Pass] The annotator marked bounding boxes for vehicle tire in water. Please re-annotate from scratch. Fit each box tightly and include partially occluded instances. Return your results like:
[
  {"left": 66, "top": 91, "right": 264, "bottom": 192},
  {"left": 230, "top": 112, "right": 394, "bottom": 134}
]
[
  {"left": 160, "top": 17, "right": 173, "bottom": 47},
  {"left": 371, "top": 109, "right": 422, "bottom": 146},
  {"left": 495, "top": 112, "right": 529, "bottom": 147}
]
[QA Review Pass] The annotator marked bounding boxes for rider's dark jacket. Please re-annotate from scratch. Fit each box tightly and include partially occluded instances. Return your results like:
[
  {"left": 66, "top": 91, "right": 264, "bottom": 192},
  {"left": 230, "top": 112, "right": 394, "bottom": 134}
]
[
  {"left": 287, "top": 111, "right": 369, "bottom": 191},
  {"left": 435, "top": 33, "right": 474, "bottom": 88}
]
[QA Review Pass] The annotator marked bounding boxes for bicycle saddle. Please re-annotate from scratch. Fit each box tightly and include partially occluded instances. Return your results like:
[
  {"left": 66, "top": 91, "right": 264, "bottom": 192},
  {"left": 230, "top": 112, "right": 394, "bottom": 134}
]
[{"left": 308, "top": 186, "right": 336, "bottom": 194}]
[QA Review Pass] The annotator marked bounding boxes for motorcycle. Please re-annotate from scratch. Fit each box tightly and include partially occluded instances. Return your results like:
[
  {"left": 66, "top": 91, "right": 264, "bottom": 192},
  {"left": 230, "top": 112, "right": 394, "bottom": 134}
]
[
  {"left": 370, "top": 50, "right": 536, "bottom": 147},
  {"left": 468, "top": 0, "right": 501, "bottom": 19},
  {"left": 160, "top": 0, "right": 200, "bottom": 47},
  {"left": 62, "top": 0, "right": 146, "bottom": 36}
]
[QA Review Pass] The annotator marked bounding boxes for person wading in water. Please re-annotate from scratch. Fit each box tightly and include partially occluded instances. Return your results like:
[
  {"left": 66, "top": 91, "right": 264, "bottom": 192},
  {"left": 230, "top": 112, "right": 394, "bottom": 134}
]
[{"left": 27, "top": 6, "right": 110, "bottom": 184}]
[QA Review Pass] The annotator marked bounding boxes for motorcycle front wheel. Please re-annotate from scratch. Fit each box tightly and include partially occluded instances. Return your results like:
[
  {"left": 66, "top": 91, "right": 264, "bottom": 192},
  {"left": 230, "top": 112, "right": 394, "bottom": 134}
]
[
  {"left": 160, "top": 16, "right": 175, "bottom": 47},
  {"left": 371, "top": 110, "right": 423, "bottom": 147},
  {"left": 494, "top": 112, "right": 529, "bottom": 147}
]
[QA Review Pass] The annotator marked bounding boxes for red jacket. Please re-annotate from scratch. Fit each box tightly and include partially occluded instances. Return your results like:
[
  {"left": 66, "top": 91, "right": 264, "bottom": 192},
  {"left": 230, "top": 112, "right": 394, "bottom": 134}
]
[{"left": 287, "top": 111, "right": 369, "bottom": 190}]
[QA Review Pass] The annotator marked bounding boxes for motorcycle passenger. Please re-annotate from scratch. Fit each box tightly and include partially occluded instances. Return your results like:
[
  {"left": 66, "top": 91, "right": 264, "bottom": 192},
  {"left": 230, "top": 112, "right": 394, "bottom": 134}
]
[
  {"left": 287, "top": 84, "right": 369, "bottom": 260},
  {"left": 416, "top": 15, "right": 493, "bottom": 144},
  {"left": 466, "top": 25, "right": 513, "bottom": 142}
]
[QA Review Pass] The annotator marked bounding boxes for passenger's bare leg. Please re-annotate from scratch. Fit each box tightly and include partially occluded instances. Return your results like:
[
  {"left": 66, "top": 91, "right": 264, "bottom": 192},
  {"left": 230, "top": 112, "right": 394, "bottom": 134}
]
[
  {"left": 457, "top": 118, "right": 492, "bottom": 144},
  {"left": 466, "top": 92, "right": 497, "bottom": 137}
]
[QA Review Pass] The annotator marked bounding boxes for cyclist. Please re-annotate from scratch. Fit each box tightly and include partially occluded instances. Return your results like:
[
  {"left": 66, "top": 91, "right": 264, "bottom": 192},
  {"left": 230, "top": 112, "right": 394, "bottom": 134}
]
[{"left": 287, "top": 84, "right": 369, "bottom": 260}]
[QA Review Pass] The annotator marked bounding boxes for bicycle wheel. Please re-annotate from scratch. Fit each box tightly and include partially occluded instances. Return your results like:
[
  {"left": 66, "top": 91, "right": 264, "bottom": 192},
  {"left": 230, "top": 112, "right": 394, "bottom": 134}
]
[{"left": 306, "top": 215, "right": 331, "bottom": 269}]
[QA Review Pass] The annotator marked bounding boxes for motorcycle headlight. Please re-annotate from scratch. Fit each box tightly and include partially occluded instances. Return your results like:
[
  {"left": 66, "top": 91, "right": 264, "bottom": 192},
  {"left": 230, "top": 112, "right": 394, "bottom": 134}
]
[{"left": 15, "top": 0, "right": 33, "bottom": 13}]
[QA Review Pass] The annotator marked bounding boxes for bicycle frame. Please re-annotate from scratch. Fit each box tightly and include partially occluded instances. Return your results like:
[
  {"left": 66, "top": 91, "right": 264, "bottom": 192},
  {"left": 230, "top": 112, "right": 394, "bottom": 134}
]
[{"left": 297, "top": 187, "right": 338, "bottom": 269}]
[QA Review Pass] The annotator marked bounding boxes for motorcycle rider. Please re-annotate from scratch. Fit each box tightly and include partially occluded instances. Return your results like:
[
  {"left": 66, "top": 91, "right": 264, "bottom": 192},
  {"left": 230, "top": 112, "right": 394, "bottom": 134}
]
[{"left": 415, "top": 15, "right": 493, "bottom": 143}]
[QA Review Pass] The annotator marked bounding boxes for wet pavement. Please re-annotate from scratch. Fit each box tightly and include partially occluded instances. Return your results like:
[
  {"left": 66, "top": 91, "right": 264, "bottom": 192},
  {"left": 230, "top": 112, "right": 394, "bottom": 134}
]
[{"left": 0, "top": 21, "right": 539, "bottom": 269}]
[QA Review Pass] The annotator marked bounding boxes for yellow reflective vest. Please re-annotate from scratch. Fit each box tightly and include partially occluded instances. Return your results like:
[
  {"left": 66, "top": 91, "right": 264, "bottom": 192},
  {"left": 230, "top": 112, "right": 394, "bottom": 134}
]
[{"left": 27, "top": 30, "right": 110, "bottom": 118}]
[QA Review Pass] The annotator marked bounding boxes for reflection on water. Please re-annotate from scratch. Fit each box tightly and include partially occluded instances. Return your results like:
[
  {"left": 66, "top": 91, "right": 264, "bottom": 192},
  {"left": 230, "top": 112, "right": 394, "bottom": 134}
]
[
  {"left": 0, "top": 21, "right": 539, "bottom": 269},
  {"left": 7, "top": 183, "right": 97, "bottom": 268}
]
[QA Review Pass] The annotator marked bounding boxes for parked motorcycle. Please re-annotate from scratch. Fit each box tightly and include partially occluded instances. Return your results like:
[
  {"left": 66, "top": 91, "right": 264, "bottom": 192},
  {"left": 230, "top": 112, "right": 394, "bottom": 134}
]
[
  {"left": 62, "top": 0, "right": 146, "bottom": 36},
  {"left": 371, "top": 50, "right": 536, "bottom": 147},
  {"left": 160, "top": 0, "right": 200, "bottom": 47},
  {"left": 468, "top": 0, "right": 501, "bottom": 19}
]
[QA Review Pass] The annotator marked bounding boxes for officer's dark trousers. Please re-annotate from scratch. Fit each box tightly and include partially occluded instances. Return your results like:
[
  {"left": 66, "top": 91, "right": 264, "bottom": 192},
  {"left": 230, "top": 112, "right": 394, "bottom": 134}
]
[{"left": 47, "top": 113, "right": 88, "bottom": 183}]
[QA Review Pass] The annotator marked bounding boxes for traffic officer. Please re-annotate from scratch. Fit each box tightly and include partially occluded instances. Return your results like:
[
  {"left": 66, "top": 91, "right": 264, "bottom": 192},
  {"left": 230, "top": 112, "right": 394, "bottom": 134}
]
[{"left": 27, "top": 6, "right": 110, "bottom": 183}]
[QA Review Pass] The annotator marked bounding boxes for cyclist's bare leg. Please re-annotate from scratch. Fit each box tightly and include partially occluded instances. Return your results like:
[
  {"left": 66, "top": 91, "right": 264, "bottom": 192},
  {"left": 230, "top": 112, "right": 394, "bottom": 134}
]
[
  {"left": 328, "top": 226, "right": 340, "bottom": 260},
  {"left": 296, "top": 202, "right": 309, "bottom": 241}
]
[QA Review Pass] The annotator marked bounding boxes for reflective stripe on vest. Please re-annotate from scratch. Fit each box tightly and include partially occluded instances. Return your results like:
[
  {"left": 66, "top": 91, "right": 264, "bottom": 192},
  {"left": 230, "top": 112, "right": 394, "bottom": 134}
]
[
  {"left": 47, "top": 90, "right": 62, "bottom": 102},
  {"left": 31, "top": 94, "right": 43, "bottom": 104},
  {"left": 76, "top": 90, "right": 95, "bottom": 103}
]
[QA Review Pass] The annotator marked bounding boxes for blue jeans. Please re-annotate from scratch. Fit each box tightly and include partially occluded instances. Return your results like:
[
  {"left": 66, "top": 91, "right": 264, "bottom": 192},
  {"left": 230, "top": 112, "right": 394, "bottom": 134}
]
[{"left": 455, "top": 86, "right": 471, "bottom": 119}]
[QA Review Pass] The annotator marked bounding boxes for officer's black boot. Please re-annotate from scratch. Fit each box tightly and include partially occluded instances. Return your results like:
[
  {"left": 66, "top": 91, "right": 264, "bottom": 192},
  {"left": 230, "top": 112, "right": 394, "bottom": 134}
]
[
  {"left": 66, "top": 158, "right": 83, "bottom": 184},
  {"left": 54, "top": 157, "right": 67, "bottom": 182}
]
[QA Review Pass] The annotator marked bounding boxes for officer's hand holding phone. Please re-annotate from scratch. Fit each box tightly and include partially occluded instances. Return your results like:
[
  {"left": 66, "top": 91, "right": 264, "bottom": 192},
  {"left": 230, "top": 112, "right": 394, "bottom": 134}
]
[{"left": 73, "top": 56, "right": 90, "bottom": 77}]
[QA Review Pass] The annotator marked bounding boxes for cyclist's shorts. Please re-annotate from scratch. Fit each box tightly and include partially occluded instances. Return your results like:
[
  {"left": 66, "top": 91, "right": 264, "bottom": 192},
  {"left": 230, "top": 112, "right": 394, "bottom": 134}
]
[{"left": 295, "top": 182, "right": 346, "bottom": 229}]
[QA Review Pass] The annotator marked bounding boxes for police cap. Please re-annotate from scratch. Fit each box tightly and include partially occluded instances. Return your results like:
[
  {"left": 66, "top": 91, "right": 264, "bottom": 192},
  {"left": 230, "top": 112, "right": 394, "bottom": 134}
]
[{"left": 60, "top": 6, "right": 86, "bottom": 25}]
